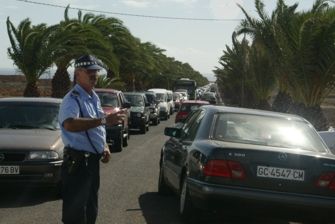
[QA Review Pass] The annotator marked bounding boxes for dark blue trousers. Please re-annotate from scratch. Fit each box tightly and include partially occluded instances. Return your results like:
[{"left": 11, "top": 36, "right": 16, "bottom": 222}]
[{"left": 61, "top": 152, "right": 100, "bottom": 224}]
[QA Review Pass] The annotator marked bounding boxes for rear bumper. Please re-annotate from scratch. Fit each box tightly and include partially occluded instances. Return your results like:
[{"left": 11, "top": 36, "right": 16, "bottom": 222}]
[
  {"left": 105, "top": 125, "right": 125, "bottom": 143},
  {"left": 188, "top": 178, "right": 335, "bottom": 210}
]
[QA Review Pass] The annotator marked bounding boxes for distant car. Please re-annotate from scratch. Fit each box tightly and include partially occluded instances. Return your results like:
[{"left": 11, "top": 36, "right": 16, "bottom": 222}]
[
  {"left": 145, "top": 91, "right": 160, "bottom": 125},
  {"left": 0, "top": 97, "right": 63, "bottom": 195},
  {"left": 173, "top": 92, "right": 183, "bottom": 112},
  {"left": 200, "top": 92, "right": 217, "bottom": 104},
  {"left": 166, "top": 90, "right": 175, "bottom": 115},
  {"left": 96, "top": 88, "right": 131, "bottom": 152},
  {"left": 175, "top": 100, "right": 209, "bottom": 123},
  {"left": 319, "top": 129, "right": 335, "bottom": 154},
  {"left": 124, "top": 92, "right": 151, "bottom": 134},
  {"left": 147, "top": 88, "right": 171, "bottom": 120},
  {"left": 159, "top": 105, "right": 335, "bottom": 223}
]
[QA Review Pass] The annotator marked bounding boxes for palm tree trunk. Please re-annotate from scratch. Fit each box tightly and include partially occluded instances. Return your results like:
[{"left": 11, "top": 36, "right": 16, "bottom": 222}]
[
  {"left": 288, "top": 103, "right": 329, "bottom": 131},
  {"left": 272, "top": 91, "right": 292, "bottom": 112},
  {"left": 51, "top": 67, "right": 71, "bottom": 98},
  {"left": 24, "top": 81, "right": 40, "bottom": 97}
]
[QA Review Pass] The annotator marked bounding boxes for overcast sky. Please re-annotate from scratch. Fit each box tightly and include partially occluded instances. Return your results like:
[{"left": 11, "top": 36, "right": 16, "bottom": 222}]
[{"left": 0, "top": 0, "right": 314, "bottom": 81}]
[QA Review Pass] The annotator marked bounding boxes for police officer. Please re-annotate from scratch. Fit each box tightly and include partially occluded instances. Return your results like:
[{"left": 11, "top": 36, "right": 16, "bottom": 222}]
[{"left": 59, "top": 55, "right": 125, "bottom": 224}]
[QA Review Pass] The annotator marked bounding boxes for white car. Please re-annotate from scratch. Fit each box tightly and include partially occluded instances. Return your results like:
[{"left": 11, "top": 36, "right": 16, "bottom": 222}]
[
  {"left": 147, "top": 88, "right": 171, "bottom": 120},
  {"left": 319, "top": 128, "right": 335, "bottom": 154}
]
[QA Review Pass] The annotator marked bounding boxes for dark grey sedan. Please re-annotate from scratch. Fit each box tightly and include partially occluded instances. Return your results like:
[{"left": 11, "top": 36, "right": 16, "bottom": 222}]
[{"left": 158, "top": 105, "right": 335, "bottom": 223}]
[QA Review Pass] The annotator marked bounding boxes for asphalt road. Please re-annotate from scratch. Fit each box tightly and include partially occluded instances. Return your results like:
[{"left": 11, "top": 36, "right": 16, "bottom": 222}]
[{"left": 0, "top": 114, "right": 331, "bottom": 224}]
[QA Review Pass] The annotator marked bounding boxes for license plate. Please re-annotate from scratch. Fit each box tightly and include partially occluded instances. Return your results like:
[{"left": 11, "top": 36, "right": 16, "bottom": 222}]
[
  {"left": 0, "top": 166, "right": 20, "bottom": 175},
  {"left": 257, "top": 166, "right": 304, "bottom": 181}
]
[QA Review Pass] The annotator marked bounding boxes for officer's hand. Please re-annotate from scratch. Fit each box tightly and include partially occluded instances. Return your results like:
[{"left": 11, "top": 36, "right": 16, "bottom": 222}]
[
  {"left": 101, "top": 146, "right": 111, "bottom": 163},
  {"left": 105, "top": 109, "right": 126, "bottom": 126}
]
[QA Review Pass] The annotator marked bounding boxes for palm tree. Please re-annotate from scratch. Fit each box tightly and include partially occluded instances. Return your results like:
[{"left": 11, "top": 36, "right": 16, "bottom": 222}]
[
  {"left": 51, "top": 7, "right": 120, "bottom": 98},
  {"left": 6, "top": 17, "right": 57, "bottom": 96}
]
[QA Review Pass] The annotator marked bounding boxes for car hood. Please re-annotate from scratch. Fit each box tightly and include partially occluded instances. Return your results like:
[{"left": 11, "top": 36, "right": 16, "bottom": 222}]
[
  {"left": 102, "top": 106, "right": 119, "bottom": 115},
  {"left": 158, "top": 102, "right": 168, "bottom": 108},
  {"left": 130, "top": 106, "right": 144, "bottom": 113},
  {"left": 0, "top": 129, "right": 63, "bottom": 150}
]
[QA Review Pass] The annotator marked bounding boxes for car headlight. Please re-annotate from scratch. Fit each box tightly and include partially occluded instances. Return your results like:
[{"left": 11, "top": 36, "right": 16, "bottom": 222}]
[{"left": 28, "top": 151, "right": 60, "bottom": 160}]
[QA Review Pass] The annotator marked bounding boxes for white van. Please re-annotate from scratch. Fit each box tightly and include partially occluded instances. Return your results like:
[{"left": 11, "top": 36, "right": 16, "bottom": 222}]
[
  {"left": 147, "top": 88, "right": 171, "bottom": 120},
  {"left": 166, "top": 90, "right": 174, "bottom": 115}
]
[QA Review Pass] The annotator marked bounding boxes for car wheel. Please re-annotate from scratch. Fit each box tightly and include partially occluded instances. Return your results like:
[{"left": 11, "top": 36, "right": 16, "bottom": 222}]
[
  {"left": 180, "top": 175, "right": 199, "bottom": 223},
  {"left": 113, "top": 132, "right": 123, "bottom": 152},
  {"left": 146, "top": 123, "right": 149, "bottom": 131},
  {"left": 123, "top": 135, "right": 128, "bottom": 147},
  {"left": 153, "top": 117, "right": 158, "bottom": 125},
  {"left": 140, "top": 123, "right": 146, "bottom": 134},
  {"left": 158, "top": 163, "right": 173, "bottom": 195}
]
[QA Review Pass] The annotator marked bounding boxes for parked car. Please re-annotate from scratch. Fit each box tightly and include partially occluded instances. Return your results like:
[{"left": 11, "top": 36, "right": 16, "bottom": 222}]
[
  {"left": 159, "top": 105, "right": 335, "bottom": 223},
  {"left": 147, "top": 88, "right": 171, "bottom": 120},
  {"left": 200, "top": 91, "right": 217, "bottom": 104},
  {"left": 166, "top": 90, "right": 175, "bottom": 114},
  {"left": 124, "top": 92, "right": 151, "bottom": 134},
  {"left": 319, "top": 128, "right": 335, "bottom": 154},
  {"left": 96, "top": 88, "right": 131, "bottom": 152},
  {"left": 173, "top": 92, "right": 183, "bottom": 112},
  {"left": 175, "top": 100, "right": 209, "bottom": 123},
  {"left": 145, "top": 91, "right": 160, "bottom": 125},
  {"left": 0, "top": 97, "right": 63, "bottom": 195}
]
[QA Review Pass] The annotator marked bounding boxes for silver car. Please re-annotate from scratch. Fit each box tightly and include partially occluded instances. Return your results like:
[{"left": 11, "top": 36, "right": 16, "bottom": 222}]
[{"left": 0, "top": 97, "right": 63, "bottom": 194}]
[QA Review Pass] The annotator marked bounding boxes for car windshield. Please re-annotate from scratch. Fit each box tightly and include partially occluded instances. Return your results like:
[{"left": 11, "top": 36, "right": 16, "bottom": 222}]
[
  {"left": 97, "top": 93, "right": 119, "bottom": 107},
  {"left": 125, "top": 94, "right": 144, "bottom": 107},
  {"left": 0, "top": 103, "right": 60, "bottom": 130},
  {"left": 145, "top": 94, "right": 155, "bottom": 104},
  {"left": 156, "top": 93, "right": 166, "bottom": 102},
  {"left": 213, "top": 113, "right": 328, "bottom": 152}
]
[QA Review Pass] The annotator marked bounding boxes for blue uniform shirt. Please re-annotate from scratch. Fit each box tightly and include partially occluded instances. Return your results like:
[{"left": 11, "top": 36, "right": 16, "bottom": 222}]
[{"left": 59, "top": 84, "right": 106, "bottom": 154}]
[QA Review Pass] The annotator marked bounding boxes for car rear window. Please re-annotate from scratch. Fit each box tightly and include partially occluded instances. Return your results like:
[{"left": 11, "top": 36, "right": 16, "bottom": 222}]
[
  {"left": 180, "top": 104, "right": 202, "bottom": 112},
  {"left": 213, "top": 113, "right": 328, "bottom": 152}
]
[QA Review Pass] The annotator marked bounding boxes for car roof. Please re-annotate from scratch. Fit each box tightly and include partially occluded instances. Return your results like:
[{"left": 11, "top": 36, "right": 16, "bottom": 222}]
[
  {"left": 182, "top": 100, "right": 210, "bottom": 104},
  {"left": 124, "top": 92, "right": 145, "bottom": 96},
  {"left": 202, "top": 105, "right": 304, "bottom": 121},
  {"left": 0, "top": 97, "right": 62, "bottom": 104},
  {"left": 95, "top": 88, "right": 121, "bottom": 94}
]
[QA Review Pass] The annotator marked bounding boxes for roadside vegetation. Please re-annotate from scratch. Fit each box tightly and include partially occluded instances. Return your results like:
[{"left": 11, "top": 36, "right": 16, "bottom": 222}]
[
  {"left": 214, "top": 0, "right": 335, "bottom": 130},
  {"left": 6, "top": 6, "right": 209, "bottom": 98}
]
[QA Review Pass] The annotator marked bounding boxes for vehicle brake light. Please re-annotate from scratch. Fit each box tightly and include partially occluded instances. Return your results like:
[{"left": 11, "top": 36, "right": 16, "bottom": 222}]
[
  {"left": 203, "top": 160, "right": 246, "bottom": 180},
  {"left": 175, "top": 111, "right": 188, "bottom": 123},
  {"left": 316, "top": 172, "right": 335, "bottom": 190}
]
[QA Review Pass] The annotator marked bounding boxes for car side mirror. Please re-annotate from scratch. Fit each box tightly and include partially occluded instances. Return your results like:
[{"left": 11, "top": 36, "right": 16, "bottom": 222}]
[
  {"left": 164, "top": 127, "right": 181, "bottom": 138},
  {"left": 122, "top": 102, "right": 131, "bottom": 109}
]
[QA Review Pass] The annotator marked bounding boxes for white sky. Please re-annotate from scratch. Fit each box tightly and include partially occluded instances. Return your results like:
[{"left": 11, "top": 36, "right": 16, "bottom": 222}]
[{"left": 0, "top": 0, "right": 314, "bottom": 81}]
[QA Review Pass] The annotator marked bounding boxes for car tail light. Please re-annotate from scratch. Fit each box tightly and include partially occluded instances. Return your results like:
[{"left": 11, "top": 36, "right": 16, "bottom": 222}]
[
  {"left": 316, "top": 172, "right": 335, "bottom": 190},
  {"left": 175, "top": 111, "right": 188, "bottom": 123},
  {"left": 203, "top": 160, "right": 246, "bottom": 180}
]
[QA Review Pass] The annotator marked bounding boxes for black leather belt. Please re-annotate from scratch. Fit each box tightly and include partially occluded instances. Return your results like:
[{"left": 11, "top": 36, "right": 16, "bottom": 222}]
[{"left": 64, "top": 147, "right": 100, "bottom": 160}]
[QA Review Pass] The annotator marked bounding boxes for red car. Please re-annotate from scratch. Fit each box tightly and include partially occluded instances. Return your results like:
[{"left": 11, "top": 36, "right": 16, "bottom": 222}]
[
  {"left": 175, "top": 100, "right": 209, "bottom": 123},
  {"left": 95, "top": 88, "right": 131, "bottom": 152}
]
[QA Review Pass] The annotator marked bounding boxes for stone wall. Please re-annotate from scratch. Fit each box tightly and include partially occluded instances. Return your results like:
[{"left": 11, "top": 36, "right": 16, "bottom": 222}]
[{"left": 0, "top": 75, "right": 51, "bottom": 97}]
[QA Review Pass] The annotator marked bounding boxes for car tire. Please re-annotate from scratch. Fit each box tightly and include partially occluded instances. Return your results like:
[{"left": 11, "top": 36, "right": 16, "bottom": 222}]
[
  {"left": 123, "top": 135, "right": 128, "bottom": 147},
  {"left": 180, "top": 175, "right": 200, "bottom": 223},
  {"left": 146, "top": 123, "right": 149, "bottom": 131},
  {"left": 153, "top": 117, "right": 159, "bottom": 125},
  {"left": 140, "top": 123, "right": 146, "bottom": 134},
  {"left": 55, "top": 181, "right": 62, "bottom": 199},
  {"left": 113, "top": 132, "right": 123, "bottom": 152},
  {"left": 158, "top": 164, "right": 173, "bottom": 195}
]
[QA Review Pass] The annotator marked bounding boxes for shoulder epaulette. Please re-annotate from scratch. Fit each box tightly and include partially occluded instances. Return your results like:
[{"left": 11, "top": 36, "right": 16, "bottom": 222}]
[{"left": 71, "top": 90, "right": 80, "bottom": 98}]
